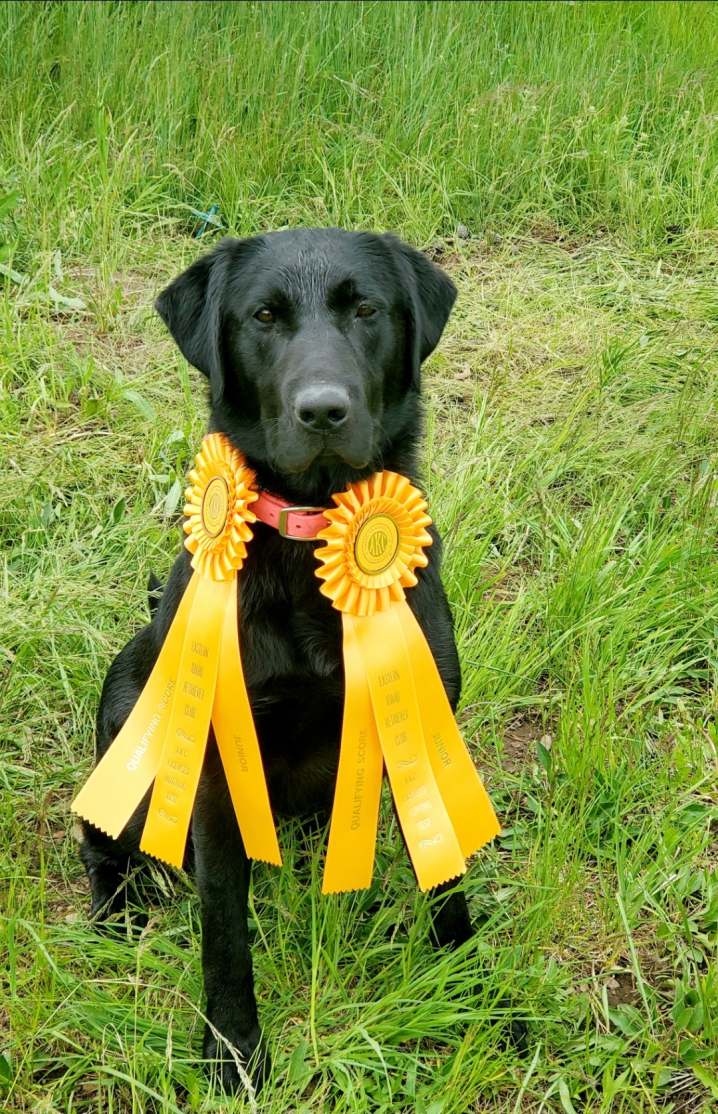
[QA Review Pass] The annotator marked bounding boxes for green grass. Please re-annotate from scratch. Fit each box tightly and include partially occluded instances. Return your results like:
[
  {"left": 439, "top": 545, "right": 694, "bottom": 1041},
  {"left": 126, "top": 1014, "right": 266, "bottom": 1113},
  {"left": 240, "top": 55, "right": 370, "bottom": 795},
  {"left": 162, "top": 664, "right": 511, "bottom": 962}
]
[
  {"left": 2, "top": 0, "right": 718, "bottom": 260},
  {"left": 2, "top": 2, "right": 718, "bottom": 1112}
]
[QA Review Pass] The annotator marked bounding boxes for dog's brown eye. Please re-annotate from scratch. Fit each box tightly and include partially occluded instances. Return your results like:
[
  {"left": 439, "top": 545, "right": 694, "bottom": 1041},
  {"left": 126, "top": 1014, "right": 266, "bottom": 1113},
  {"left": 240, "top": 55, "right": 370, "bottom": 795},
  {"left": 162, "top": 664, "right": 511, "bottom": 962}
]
[
  {"left": 356, "top": 304, "right": 376, "bottom": 318},
  {"left": 255, "top": 308, "right": 274, "bottom": 323}
]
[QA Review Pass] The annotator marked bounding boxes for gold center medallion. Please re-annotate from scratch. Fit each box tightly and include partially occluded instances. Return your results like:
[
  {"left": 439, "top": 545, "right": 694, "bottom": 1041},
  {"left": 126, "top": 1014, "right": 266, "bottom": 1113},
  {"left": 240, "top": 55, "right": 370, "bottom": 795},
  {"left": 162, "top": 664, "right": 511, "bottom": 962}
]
[
  {"left": 355, "top": 514, "right": 400, "bottom": 575},
  {"left": 201, "top": 476, "right": 229, "bottom": 538}
]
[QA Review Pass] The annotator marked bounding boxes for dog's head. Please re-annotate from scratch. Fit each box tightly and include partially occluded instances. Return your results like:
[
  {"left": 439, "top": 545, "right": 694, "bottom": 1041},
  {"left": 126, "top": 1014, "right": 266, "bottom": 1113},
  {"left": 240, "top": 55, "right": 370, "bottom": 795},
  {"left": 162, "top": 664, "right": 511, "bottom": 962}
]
[{"left": 155, "top": 228, "right": 456, "bottom": 501}]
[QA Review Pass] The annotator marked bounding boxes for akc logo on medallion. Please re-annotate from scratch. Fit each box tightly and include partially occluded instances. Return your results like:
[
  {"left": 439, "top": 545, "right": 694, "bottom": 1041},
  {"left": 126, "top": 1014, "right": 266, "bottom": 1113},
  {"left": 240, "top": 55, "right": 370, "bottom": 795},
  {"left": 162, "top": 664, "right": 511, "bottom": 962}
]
[
  {"left": 201, "top": 476, "right": 230, "bottom": 537},
  {"left": 355, "top": 514, "right": 400, "bottom": 575}
]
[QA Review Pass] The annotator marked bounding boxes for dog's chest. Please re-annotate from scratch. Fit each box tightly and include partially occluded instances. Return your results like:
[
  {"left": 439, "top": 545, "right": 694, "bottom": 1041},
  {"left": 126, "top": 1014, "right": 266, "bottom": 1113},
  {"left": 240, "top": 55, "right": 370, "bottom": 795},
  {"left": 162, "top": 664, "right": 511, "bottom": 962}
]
[
  {"left": 236, "top": 529, "right": 343, "bottom": 689},
  {"left": 225, "top": 531, "right": 344, "bottom": 811}
]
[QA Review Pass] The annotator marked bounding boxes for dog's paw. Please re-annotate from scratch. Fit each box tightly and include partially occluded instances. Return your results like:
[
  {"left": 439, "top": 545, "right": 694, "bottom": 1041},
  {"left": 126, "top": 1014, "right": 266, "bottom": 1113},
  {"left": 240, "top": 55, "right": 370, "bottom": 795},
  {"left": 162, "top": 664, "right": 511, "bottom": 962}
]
[
  {"left": 80, "top": 838, "right": 131, "bottom": 924},
  {"left": 86, "top": 875, "right": 148, "bottom": 936},
  {"left": 87, "top": 879, "right": 129, "bottom": 926},
  {"left": 203, "top": 1021, "right": 270, "bottom": 1094}
]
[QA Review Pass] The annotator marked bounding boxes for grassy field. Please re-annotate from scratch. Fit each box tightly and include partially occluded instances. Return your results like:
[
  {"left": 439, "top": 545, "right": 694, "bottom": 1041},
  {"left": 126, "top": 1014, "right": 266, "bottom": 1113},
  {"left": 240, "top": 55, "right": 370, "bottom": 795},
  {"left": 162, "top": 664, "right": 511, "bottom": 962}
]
[{"left": 2, "top": 2, "right": 718, "bottom": 1112}]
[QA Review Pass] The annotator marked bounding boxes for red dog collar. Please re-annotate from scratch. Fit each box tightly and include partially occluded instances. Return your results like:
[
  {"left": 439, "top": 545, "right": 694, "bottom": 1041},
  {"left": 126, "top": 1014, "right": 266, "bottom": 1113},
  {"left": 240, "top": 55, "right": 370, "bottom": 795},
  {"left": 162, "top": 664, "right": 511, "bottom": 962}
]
[{"left": 253, "top": 490, "right": 329, "bottom": 540}]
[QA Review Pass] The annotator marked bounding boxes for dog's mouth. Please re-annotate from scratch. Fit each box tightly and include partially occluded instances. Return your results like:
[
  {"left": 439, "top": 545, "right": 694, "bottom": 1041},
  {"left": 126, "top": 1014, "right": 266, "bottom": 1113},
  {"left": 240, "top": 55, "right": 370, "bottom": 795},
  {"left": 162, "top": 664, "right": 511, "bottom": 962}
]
[
  {"left": 265, "top": 413, "right": 376, "bottom": 477},
  {"left": 316, "top": 440, "right": 371, "bottom": 467},
  {"left": 281, "top": 440, "right": 373, "bottom": 475}
]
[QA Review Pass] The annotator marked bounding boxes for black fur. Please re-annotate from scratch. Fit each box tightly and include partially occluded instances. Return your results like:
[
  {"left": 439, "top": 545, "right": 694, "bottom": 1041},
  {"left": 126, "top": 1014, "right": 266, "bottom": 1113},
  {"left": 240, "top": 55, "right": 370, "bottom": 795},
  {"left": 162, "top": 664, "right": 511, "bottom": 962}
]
[{"left": 79, "top": 229, "right": 516, "bottom": 1092}]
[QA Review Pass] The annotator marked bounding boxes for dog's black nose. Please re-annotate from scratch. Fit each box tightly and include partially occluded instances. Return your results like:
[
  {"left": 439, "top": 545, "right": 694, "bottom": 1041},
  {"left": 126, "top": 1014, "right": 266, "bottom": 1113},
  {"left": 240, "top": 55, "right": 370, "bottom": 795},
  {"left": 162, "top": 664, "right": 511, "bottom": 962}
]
[{"left": 294, "top": 386, "right": 351, "bottom": 432}]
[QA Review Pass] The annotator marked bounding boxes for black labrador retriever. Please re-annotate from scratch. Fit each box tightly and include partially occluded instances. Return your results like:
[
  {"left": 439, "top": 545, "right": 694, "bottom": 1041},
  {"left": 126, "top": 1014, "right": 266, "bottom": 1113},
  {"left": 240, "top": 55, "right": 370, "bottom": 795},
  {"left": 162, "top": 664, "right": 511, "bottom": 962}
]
[{"left": 79, "top": 228, "right": 491, "bottom": 1090}]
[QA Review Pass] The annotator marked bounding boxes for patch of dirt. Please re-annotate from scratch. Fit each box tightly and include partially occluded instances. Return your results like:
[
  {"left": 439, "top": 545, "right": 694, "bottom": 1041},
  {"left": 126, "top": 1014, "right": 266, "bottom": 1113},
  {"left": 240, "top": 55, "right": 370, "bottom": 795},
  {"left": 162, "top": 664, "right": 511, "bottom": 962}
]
[
  {"left": 500, "top": 717, "right": 547, "bottom": 774},
  {"left": 604, "top": 969, "right": 640, "bottom": 1009}
]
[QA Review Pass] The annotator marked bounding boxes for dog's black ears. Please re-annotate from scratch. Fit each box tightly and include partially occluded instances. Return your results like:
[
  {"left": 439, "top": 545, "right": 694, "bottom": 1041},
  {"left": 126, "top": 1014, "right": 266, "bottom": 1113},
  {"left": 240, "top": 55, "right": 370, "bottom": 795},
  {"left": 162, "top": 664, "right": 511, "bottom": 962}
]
[
  {"left": 154, "top": 238, "right": 246, "bottom": 401},
  {"left": 385, "top": 234, "right": 458, "bottom": 390}
]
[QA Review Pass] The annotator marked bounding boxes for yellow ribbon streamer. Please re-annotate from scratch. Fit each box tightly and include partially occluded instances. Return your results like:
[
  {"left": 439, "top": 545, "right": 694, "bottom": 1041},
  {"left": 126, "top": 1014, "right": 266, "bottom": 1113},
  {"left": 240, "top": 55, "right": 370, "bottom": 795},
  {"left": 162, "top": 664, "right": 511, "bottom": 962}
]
[
  {"left": 395, "top": 601, "right": 500, "bottom": 859},
  {"left": 322, "top": 614, "right": 383, "bottom": 893},
  {"left": 352, "top": 605, "right": 467, "bottom": 890},
  {"left": 72, "top": 435, "right": 280, "bottom": 870},
  {"left": 212, "top": 577, "right": 281, "bottom": 864},
  {"left": 70, "top": 573, "right": 200, "bottom": 840},
  {"left": 139, "top": 574, "right": 229, "bottom": 866},
  {"left": 322, "top": 603, "right": 499, "bottom": 893},
  {"left": 317, "top": 471, "right": 500, "bottom": 893}
]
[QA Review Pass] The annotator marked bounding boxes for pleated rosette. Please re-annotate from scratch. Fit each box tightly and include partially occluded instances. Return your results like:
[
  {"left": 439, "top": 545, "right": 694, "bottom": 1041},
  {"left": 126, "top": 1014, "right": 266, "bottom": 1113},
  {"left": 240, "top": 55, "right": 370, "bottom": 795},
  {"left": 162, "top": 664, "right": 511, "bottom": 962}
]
[
  {"left": 314, "top": 471, "right": 433, "bottom": 616},
  {"left": 183, "top": 434, "right": 257, "bottom": 579}
]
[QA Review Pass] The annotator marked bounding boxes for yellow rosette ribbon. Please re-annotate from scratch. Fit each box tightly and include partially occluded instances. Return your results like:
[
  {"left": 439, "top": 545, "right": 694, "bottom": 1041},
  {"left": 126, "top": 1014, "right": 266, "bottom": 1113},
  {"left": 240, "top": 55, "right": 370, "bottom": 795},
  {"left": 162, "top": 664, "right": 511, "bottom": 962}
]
[
  {"left": 315, "top": 472, "right": 500, "bottom": 894},
  {"left": 71, "top": 434, "right": 281, "bottom": 869}
]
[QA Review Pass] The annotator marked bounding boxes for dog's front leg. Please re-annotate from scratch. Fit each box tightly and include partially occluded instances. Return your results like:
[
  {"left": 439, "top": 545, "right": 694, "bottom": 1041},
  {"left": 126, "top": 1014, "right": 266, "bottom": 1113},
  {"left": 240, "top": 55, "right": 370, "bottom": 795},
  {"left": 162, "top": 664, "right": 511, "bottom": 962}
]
[
  {"left": 192, "top": 735, "right": 269, "bottom": 1093},
  {"left": 428, "top": 880, "right": 473, "bottom": 949}
]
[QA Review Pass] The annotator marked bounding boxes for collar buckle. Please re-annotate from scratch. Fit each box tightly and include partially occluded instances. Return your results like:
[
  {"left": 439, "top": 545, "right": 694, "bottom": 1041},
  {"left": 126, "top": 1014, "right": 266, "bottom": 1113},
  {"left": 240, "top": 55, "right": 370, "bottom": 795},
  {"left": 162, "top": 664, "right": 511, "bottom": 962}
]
[{"left": 277, "top": 505, "right": 326, "bottom": 540}]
